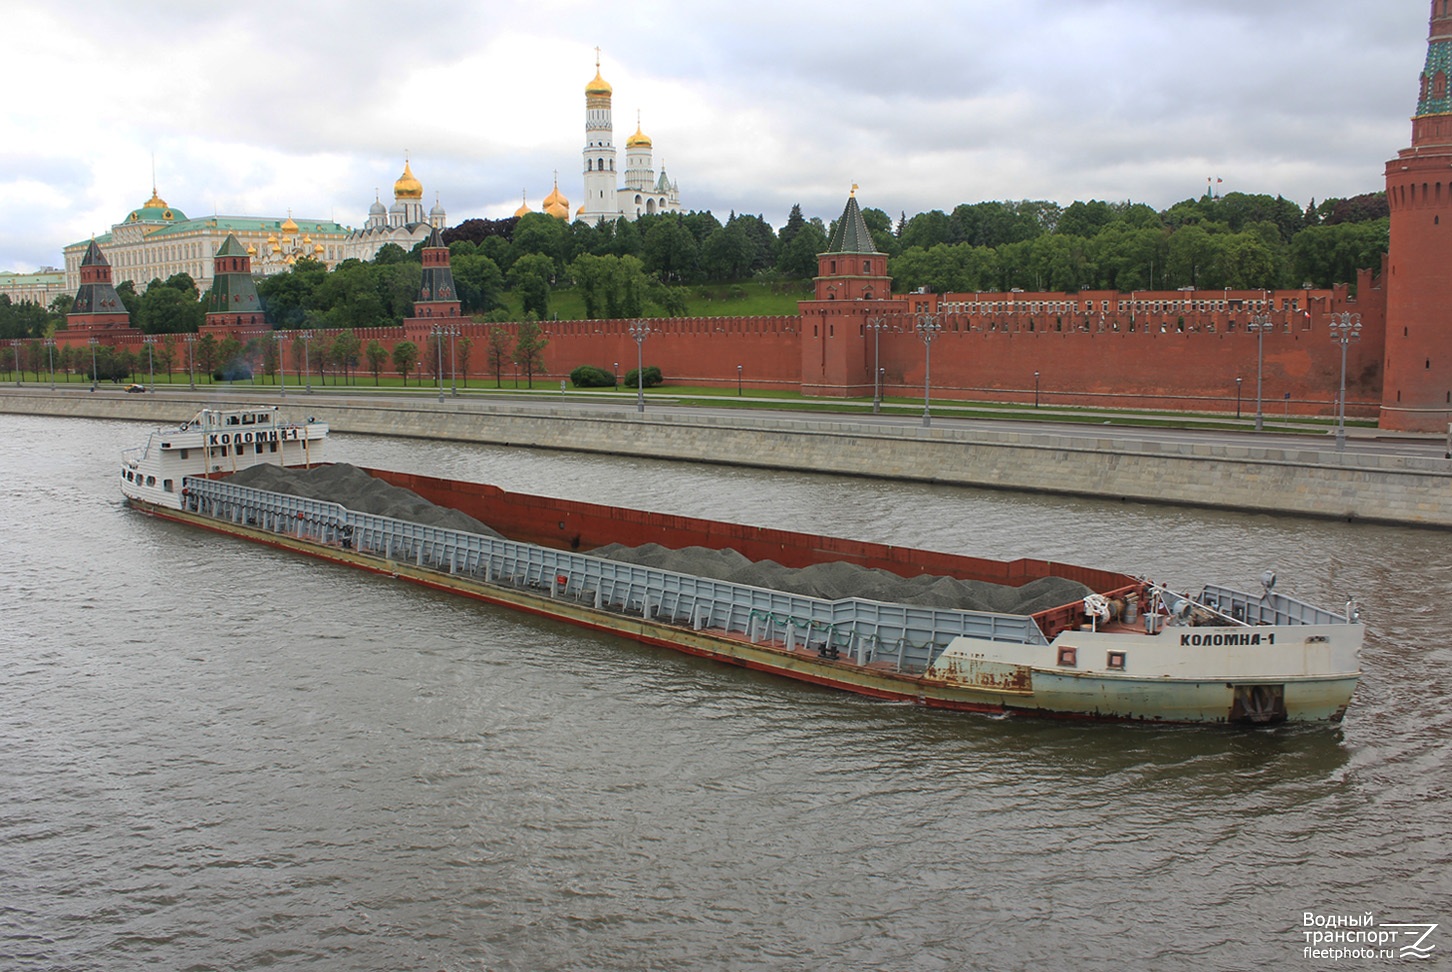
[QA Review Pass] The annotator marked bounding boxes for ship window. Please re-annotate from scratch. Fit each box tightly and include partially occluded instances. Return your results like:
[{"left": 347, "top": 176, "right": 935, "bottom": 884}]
[
  {"left": 179, "top": 449, "right": 188, "bottom": 459},
  {"left": 220, "top": 446, "right": 228, "bottom": 457},
  {"left": 269, "top": 441, "right": 278, "bottom": 453},
  {"left": 1107, "top": 651, "right": 1126, "bottom": 671},
  {"left": 1057, "top": 646, "right": 1077, "bottom": 667},
  {"left": 163, "top": 480, "right": 173, "bottom": 492},
  {"left": 145, "top": 476, "right": 155, "bottom": 487}
]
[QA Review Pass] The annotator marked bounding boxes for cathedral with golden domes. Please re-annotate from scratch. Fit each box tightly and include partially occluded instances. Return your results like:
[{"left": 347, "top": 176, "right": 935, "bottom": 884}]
[
  {"left": 343, "top": 158, "right": 448, "bottom": 260},
  {"left": 518, "top": 53, "right": 681, "bottom": 224}
]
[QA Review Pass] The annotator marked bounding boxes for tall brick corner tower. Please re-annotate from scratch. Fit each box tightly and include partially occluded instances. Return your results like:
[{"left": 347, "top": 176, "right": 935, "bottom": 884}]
[
  {"left": 1383, "top": 0, "right": 1452, "bottom": 431},
  {"left": 798, "top": 189, "right": 897, "bottom": 397}
]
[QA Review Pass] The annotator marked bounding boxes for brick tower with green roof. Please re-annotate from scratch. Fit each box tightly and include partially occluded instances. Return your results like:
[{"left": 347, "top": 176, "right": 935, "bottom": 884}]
[
  {"left": 412, "top": 226, "right": 461, "bottom": 320},
  {"left": 797, "top": 189, "right": 917, "bottom": 397},
  {"left": 205, "top": 234, "right": 265, "bottom": 330},
  {"left": 1383, "top": 0, "right": 1452, "bottom": 430},
  {"left": 66, "top": 240, "right": 134, "bottom": 332}
]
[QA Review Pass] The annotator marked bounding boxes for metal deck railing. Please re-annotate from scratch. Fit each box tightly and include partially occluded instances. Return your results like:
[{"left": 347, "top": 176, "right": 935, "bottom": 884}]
[
  {"left": 183, "top": 476, "right": 1051, "bottom": 673},
  {"left": 1198, "top": 583, "right": 1352, "bottom": 626}
]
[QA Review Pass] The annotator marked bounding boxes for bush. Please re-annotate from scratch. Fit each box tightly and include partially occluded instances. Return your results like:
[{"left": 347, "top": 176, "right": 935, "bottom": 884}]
[
  {"left": 570, "top": 364, "right": 617, "bottom": 388},
  {"left": 623, "top": 365, "right": 663, "bottom": 389}
]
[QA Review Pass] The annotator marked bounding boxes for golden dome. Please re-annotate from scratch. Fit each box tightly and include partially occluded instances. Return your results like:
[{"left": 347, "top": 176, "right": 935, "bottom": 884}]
[
  {"left": 576, "top": 205, "right": 584, "bottom": 217},
  {"left": 514, "top": 190, "right": 530, "bottom": 218},
  {"left": 313, "top": 243, "right": 325, "bottom": 254},
  {"left": 143, "top": 187, "right": 168, "bottom": 209},
  {"left": 626, "top": 124, "right": 652, "bottom": 149},
  {"left": 267, "top": 234, "right": 278, "bottom": 245},
  {"left": 280, "top": 215, "right": 299, "bottom": 234},
  {"left": 394, "top": 159, "right": 424, "bottom": 199},
  {"left": 543, "top": 179, "right": 570, "bottom": 220},
  {"left": 246, "top": 244, "right": 257, "bottom": 255},
  {"left": 585, "top": 69, "right": 612, "bottom": 97}
]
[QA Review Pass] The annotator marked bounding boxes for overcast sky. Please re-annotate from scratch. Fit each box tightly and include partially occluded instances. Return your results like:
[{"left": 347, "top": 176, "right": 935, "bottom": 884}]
[{"left": 0, "top": 0, "right": 1433, "bottom": 272}]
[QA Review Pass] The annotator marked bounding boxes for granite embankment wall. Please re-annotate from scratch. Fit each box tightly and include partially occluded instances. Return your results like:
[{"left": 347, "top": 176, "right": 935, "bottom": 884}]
[{"left": 4, "top": 390, "right": 1450, "bottom": 528}]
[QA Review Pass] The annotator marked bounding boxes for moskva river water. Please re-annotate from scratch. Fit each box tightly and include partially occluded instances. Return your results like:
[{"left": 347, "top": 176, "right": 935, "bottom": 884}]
[{"left": 1, "top": 414, "right": 1448, "bottom": 971}]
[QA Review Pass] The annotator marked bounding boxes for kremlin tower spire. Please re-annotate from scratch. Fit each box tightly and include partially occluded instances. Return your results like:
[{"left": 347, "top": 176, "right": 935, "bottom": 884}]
[{"left": 1382, "top": 0, "right": 1452, "bottom": 431}]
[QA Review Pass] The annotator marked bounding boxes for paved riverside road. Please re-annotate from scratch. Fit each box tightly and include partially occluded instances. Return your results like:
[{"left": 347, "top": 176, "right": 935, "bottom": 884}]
[{"left": 127, "top": 381, "right": 1451, "bottom": 463}]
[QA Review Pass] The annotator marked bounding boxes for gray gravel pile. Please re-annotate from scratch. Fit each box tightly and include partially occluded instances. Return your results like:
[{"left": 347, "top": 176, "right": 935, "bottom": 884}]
[
  {"left": 231, "top": 465, "right": 1092, "bottom": 613},
  {"left": 229, "top": 463, "right": 502, "bottom": 537},
  {"left": 590, "top": 542, "right": 1092, "bottom": 615}
]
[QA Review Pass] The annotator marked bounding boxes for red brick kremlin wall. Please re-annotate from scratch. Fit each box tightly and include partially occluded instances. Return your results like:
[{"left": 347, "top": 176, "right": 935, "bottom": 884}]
[{"left": 47, "top": 276, "right": 1386, "bottom": 417}]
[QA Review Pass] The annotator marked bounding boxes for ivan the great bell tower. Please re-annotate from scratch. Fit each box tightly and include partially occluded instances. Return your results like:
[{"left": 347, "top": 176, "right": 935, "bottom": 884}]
[{"left": 1384, "top": 0, "right": 1452, "bottom": 431}]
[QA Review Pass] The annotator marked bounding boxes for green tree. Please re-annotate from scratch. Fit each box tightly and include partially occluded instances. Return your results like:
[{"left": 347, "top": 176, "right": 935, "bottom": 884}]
[
  {"left": 457, "top": 335, "right": 473, "bottom": 388},
  {"left": 452, "top": 253, "right": 505, "bottom": 313},
  {"left": 365, "top": 339, "right": 389, "bottom": 385},
  {"left": 509, "top": 253, "right": 555, "bottom": 320},
  {"left": 391, "top": 339, "right": 419, "bottom": 385},
  {"left": 140, "top": 284, "right": 205, "bottom": 334},
  {"left": 777, "top": 220, "right": 829, "bottom": 279},
  {"left": 114, "top": 280, "right": 141, "bottom": 316},
  {"left": 331, "top": 329, "right": 361, "bottom": 384},
  {"left": 257, "top": 259, "right": 327, "bottom": 328},
  {"left": 512, "top": 319, "right": 548, "bottom": 388},
  {"left": 195, "top": 332, "right": 220, "bottom": 379},
  {"left": 486, "top": 325, "right": 512, "bottom": 387},
  {"left": 372, "top": 243, "right": 407, "bottom": 265},
  {"left": 700, "top": 220, "right": 755, "bottom": 280},
  {"left": 642, "top": 215, "right": 699, "bottom": 282}
]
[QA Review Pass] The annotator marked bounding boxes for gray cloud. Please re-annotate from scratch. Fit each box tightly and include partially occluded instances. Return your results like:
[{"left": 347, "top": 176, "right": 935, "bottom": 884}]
[{"left": 1, "top": 0, "right": 1433, "bottom": 271}]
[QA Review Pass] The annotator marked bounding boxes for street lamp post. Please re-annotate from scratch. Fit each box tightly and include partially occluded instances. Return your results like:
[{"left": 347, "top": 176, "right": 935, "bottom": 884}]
[
  {"left": 736, "top": 363, "right": 742, "bottom": 396},
  {"left": 275, "top": 332, "right": 287, "bottom": 397},
  {"left": 450, "top": 327, "right": 458, "bottom": 398},
  {"left": 1034, "top": 371, "right": 1040, "bottom": 409},
  {"left": 629, "top": 320, "right": 649, "bottom": 413},
  {"left": 1328, "top": 311, "right": 1361, "bottom": 451},
  {"left": 143, "top": 335, "right": 155, "bottom": 392},
  {"left": 45, "top": 339, "right": 55, "bottom": 390},
  {"left": 867, "top": 316, "right": 887, "bottom": 414},
  {"left": 88, "top": 337, "right": 98, "bottom": 391},
  {"left": 185, "top": 334, "right": 196, "bottom": 390},
  {"left": 613, "top": 361, "right": 619, "bottom": 387},
  {"left": 10, "top": 339, "right": 20, "bottom": 386},
  {"left": 914, "top": 314, "right": 941, "bottom": 427},
  {"left": 1247, "top": 312, "right": 1273, "bottom": 431},
  {"left": 430, "top": 325, "right": 447, "bottom": 403},
  {"left": 1236, "top": 376, "right": 1243, "bottom": 420},
  {"left": 301, "top": 331, "right": 313, "bottom": 394}
]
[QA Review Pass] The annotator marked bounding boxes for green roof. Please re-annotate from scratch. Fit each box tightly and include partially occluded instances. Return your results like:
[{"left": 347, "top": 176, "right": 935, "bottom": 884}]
[
  {"left": 215, "top": 233, "right": 249, "bottom": 257},
  {"left": 825, "top": 193, "right": 880, "bottom": 254}
]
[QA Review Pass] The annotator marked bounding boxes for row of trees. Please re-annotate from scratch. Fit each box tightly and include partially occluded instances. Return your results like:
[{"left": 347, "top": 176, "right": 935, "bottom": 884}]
[
  {"left": 885, "top": 193, "right": 1389, "bottom": 294},
  {"left": 0, "top": 319, "right": 557, "bottom": 389}
]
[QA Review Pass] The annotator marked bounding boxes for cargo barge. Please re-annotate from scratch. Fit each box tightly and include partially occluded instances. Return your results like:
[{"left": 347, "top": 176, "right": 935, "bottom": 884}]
[{"left": 120, "top": 407, "right": 1363, "bottom": 725}]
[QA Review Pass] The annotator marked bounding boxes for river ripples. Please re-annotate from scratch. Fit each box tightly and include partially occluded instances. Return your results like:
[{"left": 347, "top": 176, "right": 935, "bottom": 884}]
[{"left": 0, "top": 414, "right": 1448, "bottom": 970}]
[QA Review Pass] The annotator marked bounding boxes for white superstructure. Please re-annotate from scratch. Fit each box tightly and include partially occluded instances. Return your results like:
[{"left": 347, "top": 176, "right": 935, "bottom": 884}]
[{"left": 119, "top": 406, "right": 328, "bottom": 510}]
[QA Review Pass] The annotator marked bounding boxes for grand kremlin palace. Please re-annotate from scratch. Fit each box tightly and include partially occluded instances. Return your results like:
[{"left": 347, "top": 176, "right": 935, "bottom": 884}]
[{"left": 56, "top": 160, "right": 445, "bottom": 295}]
